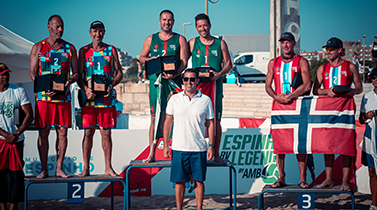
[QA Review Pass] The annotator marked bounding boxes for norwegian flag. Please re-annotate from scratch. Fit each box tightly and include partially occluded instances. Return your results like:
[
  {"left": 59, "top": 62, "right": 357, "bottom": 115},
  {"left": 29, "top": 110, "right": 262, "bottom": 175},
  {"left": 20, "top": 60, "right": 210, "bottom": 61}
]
[{"left": 271, "top": 96, "right": 356, "bottom": 156}]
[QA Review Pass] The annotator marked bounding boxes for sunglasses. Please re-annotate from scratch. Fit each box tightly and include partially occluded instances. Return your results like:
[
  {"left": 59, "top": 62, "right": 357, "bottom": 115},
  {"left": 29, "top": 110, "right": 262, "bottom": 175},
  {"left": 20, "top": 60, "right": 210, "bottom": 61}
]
[
  {"left": 325, "top": 47, "right": 336, "bottom": 52},
  {"left": 183, "top": 77, "right": 196, "bottom": 82}
]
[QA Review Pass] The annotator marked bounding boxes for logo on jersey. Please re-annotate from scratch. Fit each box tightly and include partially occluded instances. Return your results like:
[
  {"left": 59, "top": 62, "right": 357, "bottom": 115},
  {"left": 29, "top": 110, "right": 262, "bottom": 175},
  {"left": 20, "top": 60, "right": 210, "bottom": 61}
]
[
  {"left": 292, "top": 67, "right": 298, "bottom": 72},
  {"left": 341, "top": 71, "right": 347, "bottom": 76},
  {"left": 197, "top": 49, "right": 201, "bottom": 55},
  {"left": 276, "top": 67, "right": 281, "bottom": 75},
  {"left": 104, "top": 56, "right": 111, "bottom": 62},
  {"left": 211, "top": 50, "right": 218, "bottom": 57},
  {"left": 169, "top": 45, "right": 176, "bottom": 51},
  {"left": 325, "top": 72, "right": 329, "bottom": 80},
  {"left": 154, "top": 44, "right": 158, "bottom": 49},
  {"left": 61, "top": 53, "right": 69, "bottom": 59}
]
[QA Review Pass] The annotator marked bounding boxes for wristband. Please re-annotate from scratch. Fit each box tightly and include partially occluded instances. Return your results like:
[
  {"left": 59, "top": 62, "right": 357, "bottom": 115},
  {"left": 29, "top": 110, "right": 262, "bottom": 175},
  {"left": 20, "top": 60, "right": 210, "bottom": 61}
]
[{"left": 209, "top": 143, "right": 215, "bottom": 148}]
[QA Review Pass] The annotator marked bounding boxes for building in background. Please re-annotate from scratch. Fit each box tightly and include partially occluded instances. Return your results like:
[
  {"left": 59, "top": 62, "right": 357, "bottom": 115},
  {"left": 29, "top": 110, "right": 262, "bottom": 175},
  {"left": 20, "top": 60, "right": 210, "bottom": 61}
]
[
  {"left": 299, "top": 50, "right": 323, "bottom": 62},
  {"left": 117, "top": 48, "right": 132, "bottom": 67}
]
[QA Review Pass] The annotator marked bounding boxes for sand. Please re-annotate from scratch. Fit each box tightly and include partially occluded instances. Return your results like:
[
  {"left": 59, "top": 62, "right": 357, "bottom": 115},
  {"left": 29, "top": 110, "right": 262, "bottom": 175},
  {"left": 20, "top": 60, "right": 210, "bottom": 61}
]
[{"left": 20, "top": 191, "right": 372, "bottom": 209}]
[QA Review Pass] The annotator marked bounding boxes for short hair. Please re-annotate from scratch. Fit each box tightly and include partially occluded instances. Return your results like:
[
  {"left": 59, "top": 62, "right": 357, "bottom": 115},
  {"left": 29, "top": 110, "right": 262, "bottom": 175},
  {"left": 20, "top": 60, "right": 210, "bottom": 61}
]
[
  {"left": 195, "top": 13, "right": 211, "bottom": 26},
  {"left": 48, "top": 15, "right": 63, "bottom": 25},
  {"left": 182, "top": 68, "right": 199, "bottom": 78},
  {"left": 159, "top": 10, "right": 174, "bottom": 19}
]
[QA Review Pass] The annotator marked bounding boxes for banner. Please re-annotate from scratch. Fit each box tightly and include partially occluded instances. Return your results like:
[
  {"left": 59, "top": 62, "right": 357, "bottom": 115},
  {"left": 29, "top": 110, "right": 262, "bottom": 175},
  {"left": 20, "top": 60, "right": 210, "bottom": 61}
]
[{"left": 271, "top": 96, "right": 356, "bottom": 155}]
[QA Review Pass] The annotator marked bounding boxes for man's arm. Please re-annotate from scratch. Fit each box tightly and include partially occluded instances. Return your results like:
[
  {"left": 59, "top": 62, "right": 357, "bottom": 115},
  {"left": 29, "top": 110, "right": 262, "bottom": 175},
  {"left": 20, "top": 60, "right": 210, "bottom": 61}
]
[
  {"left": 286, "top": 57, "right": 312, "bottom": 99},
  {"left": 111, "top": 46, "right": 123, "bottom": 88},
  {"left": 349, "top": 63, "right": 363, "bottom": 96},
  {"left": 139, "top": 35, "right": 152, "bottom": 64},
  {"left": 15, "top": 103, "right": 33, "bottom": 137},
  {"left": 370, "top": 43, "right": 374, "bottom": 56},
  {"left": 206, "top": 118, "right": 214, "bottom": 160},
  {"left": 265, "top": 59, "right": 291, "bottom": 104},
  {"left": 211, "top": 40, "right": 233, "bottom": 81},
  {"left": 29, "top": 43, "right": 41, "bottom": 82},
  {"left": 66, "top": 44, "right": 79, "bottom": 88},
  {"left": 313, "top": 65, "right": 335, "bottom": 97},
  {"left": 163, "top": 114, "right": 174, "bottom": 158},
  {"left": 176, "top": 35, "right": 189, "bottom": 75}
]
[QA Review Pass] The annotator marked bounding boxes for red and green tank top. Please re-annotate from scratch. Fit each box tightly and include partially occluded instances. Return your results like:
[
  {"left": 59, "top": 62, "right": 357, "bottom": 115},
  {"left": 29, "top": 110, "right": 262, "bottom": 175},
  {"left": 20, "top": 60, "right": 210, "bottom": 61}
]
[
  {"left": 82, "top": 44, "right": 115, "bottom": 107},
  {"left": 36, "top": 38, "right": 72, "bottom": 102},
  {"left": 149, "top": 32, "right": 181, "bottom": 82},
  {"left": 272, "top": 55, "right": 302, "bottom": 95},
  {"left": 191, "top": 37, "right": 222, "bottom": 72},
  {"left": 322, "top": 60, "right": 352, "bottom": 89}
]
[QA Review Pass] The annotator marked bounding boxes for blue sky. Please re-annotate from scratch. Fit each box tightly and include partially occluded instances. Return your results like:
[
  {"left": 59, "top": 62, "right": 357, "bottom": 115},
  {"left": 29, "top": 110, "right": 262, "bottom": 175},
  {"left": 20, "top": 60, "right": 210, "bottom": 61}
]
[{"left": 1, "top": 0, "right": 376, "bottom": 57}]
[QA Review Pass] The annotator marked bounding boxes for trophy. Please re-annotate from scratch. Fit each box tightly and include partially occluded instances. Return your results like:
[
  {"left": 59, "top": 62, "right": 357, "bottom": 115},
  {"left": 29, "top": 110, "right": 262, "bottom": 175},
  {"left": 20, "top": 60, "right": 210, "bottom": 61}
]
[
  {"left": 195, "top": 67, "right": 214, "bottom": 83},
  {"left": 145, "top": 55, "right": 177, "bottom": 76},
  {"left": 34, "top": 74, "right": 67, "bottom": 95},
  {"left": 87, "top": 75, "right": 109, "bottom": 96}
]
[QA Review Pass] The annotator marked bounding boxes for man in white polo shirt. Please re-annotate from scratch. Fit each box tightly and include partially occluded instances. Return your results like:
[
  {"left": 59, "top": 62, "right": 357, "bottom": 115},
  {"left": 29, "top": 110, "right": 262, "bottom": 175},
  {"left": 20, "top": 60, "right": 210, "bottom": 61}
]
[{"left": 163, "top": 68, "right": 214, "bottom": 210}]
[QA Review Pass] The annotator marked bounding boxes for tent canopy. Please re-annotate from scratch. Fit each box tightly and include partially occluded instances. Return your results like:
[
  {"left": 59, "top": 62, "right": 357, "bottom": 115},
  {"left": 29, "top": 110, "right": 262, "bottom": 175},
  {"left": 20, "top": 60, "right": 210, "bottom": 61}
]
[{"left": 0, "top": 24, "right": 33, "bottom": 83}]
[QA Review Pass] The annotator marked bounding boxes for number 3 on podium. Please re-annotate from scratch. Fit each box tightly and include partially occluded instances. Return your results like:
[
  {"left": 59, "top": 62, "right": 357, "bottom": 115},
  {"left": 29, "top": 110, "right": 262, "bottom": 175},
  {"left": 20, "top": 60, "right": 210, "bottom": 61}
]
[
  {"left": 67, "top": 182, "right": 85, "bottom": 204},
  {"left": 298, "top": 193, "right": 314, "bottom": 210}
]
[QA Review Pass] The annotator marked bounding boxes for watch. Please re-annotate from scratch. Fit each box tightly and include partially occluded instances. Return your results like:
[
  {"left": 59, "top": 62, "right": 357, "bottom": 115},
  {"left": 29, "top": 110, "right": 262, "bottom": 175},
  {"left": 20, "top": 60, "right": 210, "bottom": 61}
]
[{"left": 209, "top": 143, "right": 215, "bottom": 148}]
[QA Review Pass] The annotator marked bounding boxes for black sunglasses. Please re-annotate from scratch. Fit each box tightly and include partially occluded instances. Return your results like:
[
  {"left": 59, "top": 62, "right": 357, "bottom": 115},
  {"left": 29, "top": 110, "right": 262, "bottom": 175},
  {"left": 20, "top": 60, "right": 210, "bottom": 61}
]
[{"left": 183, "top": 77, "right": 196, "bottom": 82}]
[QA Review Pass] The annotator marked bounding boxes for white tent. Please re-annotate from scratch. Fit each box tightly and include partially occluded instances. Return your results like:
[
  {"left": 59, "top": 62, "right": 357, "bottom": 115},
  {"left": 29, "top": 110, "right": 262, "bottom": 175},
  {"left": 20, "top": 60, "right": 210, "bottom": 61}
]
[{"left": 0, "top": 24, "right": 33, "bottom": 83}]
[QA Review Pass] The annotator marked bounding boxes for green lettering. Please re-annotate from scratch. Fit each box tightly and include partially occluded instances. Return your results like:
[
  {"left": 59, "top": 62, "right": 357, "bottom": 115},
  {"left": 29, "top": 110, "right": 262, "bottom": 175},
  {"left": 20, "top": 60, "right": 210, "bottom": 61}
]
[
  {"left": 232, "top": 135, "right": 242, "bottom": 150},
  {"left": 238, "top": 151, "right": 246, "bottom": 165},
  {"left": 242, "top": 135, "right": 252, "bottom": 149},
  {"left": 254, "top": 135, "right": 263, "bottom": 149},
  {"left": 245, "top": 151, "right": 253, "bottom": 165},
  {"left": 253, "top": 151, "right": 261, "bottom": 165},
  {"left": 222, "top": 135, "right": 233, "bottom": 150}
]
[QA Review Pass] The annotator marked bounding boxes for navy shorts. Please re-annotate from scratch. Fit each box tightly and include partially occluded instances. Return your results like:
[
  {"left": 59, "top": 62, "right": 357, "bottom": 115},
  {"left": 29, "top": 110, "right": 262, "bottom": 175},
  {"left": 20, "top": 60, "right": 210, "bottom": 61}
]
[
  {"left": 362, "top": 150, "right": 375, "bottom": 169},
  {"left": 170, "top": 150, "right": 207, "bottom": 182}
]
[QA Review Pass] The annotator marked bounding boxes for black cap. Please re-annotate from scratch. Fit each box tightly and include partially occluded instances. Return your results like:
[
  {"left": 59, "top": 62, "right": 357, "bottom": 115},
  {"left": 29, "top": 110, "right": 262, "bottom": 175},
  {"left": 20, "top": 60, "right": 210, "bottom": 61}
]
[
  {"left": 0, "top": 63, "right": 11, "bottom": 74},
  {"left": 90, "top": 20, "right": 105, "bottom": 30},
  {"left": 323, "top": 37, "right": 343, "bottom": 49},
  {"left": 279, "top": 32, "right": 295, "bottom": 42}
]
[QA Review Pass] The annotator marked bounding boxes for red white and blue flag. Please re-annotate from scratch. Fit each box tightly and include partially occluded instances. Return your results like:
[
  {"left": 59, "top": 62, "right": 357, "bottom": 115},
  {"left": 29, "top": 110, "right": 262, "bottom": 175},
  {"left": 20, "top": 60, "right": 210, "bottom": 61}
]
[{"left": 271, "top": 96, "right": 356, "bottom": 156}]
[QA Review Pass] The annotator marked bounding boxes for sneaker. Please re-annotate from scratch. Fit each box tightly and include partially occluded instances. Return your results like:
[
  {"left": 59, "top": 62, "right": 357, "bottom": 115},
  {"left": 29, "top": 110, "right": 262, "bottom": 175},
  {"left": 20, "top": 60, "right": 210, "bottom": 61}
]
[{"left": 370, "top": 204, "right": 377, "bottom": 210}]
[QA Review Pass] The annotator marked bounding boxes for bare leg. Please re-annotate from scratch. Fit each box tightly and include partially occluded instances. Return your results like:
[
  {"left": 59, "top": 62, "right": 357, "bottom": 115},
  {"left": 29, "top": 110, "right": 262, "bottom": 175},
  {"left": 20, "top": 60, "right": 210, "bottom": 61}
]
[
  {"left": 55, "top": 127, "right": 70, "bottom": 178},
  {"left": 100, "top": 128, "right": 117, "bottom": 176},
  {"left": 0, "top": 203, "right": 6, "bottom": 210},
  {"left": 144, "top": 116, "right": 157, "bottom": 163},
  {"left": 194, "top": 181, "right": 205, "bottom": 210},
  {"left": 271, "top": 154, "right": 286, "bottom": 187},
  {"left": 37, "top": 128, "right": 50, "bottom": 178},
  {"left": 297, "top": 154, "right": 309, "bottom": 188},
  {"left": 341, "top": 155, "right": 352, "bottom": 191},
  {"left": 175, "top": 182, "right": 185, "bottom": 210},
  {"left": 214, "top": 122, "right": 223, "bottom": 162},
  {"left": 8, "top": 203, "right": 17, "bottom": 210},
  {"left": 78, "top": 128, "right": 95, "bottom": 177},
  {"left": 369, "top": 167, "right": 377, "bottom": 206},
  {"left": 317, "top": 154, "right": 334, "bottom": 188}
]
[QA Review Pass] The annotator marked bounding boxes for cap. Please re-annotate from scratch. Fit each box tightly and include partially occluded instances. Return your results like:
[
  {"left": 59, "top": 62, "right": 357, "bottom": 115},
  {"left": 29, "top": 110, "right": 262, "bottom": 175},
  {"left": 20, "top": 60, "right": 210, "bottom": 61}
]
[
  {"left": 322, "top": 37, "right": 343, "bottom": 49},
  {"left": 90, "top": 20, "right": 105, "bottom": 30},
  {"left": 0, "top": 63, "right": 11, "bottom": 74},
  {"left": 279, "top": 32, "right": 295, "bottom": 42}
]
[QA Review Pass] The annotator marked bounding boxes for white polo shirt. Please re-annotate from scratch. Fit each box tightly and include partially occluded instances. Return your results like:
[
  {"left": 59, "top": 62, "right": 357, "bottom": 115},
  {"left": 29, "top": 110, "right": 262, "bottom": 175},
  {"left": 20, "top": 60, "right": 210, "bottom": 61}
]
[{"left": 166, "top": 90, "right": 214, "bottom": 152}]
